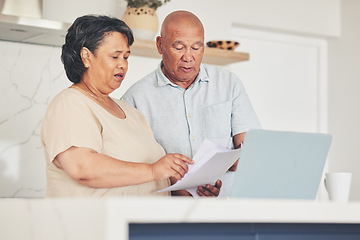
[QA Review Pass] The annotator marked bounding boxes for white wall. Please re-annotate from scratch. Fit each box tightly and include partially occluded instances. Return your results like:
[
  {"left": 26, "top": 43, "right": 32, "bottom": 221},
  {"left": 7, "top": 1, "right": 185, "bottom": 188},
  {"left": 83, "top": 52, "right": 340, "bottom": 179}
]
[
  {"left": 230, "top": 0, "right": 341, "bottom": 37},
  {"left": 156, "top": 0, "right": 341, "bottom": 41},
  {"left": 42, "top": 0, "right": 127, "bottom": 23},
  {"left": 43, "top": 0, "right": 341, "bottom": 39},
  {"left": 328, "top": 0, "right": 360, "bottom": 200}
]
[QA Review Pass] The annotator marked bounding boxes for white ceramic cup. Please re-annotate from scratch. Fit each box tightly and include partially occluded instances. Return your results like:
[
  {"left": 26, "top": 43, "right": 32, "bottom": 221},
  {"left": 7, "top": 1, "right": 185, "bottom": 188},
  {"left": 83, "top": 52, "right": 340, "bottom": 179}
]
[{"left": 324, "top": 172, "right": 352, "bottom": 202}]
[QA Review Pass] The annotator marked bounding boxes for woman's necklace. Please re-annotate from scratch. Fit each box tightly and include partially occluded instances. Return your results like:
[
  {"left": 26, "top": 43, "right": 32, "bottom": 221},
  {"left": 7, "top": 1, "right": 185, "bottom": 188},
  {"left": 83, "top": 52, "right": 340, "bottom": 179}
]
[
  {"left": 73, "top": 83, "right": 107, "bottom": 103},
  {"left": 72, "top": 83, "right": 126, "bottom": 119}
]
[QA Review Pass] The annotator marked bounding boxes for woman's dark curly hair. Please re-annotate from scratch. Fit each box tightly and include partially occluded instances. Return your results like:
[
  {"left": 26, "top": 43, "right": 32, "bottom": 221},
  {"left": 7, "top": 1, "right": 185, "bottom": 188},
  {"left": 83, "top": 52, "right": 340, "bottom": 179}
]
[{"left": 61, "top": 15, "right": 134, "bottom": 83}]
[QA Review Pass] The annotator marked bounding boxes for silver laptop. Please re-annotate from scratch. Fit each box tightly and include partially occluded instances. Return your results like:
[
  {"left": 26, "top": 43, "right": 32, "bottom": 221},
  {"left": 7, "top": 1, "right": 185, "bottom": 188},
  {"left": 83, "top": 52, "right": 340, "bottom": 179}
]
[{"left": 231, "top": 129, "right": 332, "bottom": 199}]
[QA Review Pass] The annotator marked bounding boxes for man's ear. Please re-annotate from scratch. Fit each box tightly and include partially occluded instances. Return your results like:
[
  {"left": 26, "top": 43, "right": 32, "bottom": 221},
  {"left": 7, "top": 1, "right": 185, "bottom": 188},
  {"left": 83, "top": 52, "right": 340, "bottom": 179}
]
[
  {"left": 80, "top": 47, "right": 91, "bottom": 67},
  {"left": 156, "top": 36, "right": 163, "bottom": 55}
]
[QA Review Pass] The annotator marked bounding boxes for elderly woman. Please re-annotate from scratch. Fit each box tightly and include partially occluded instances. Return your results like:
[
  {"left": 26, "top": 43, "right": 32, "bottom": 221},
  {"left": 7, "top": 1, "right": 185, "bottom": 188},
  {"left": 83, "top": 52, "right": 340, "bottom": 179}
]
[{"left": 41, "top": 15, "right": 193, "bottom": 197}]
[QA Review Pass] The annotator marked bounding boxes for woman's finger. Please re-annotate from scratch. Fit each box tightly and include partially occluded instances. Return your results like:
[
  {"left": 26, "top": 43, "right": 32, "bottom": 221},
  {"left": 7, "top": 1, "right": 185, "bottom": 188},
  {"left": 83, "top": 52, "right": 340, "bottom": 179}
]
[
  {"left": 173, "top": 159, "right": 189, "bottom": 173},
  {"left": 173, "top": 154, "right": 194, "bottom": 165},
  {"left": 171, "top": 163, "right": 186, "bottom": 178}
]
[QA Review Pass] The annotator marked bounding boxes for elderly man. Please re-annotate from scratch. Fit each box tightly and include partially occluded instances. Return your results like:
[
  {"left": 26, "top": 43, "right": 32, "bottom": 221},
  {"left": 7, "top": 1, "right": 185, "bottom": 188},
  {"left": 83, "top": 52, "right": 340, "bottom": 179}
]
[{"left": 122, "top": 10, "right": 261, "bottom": 197}]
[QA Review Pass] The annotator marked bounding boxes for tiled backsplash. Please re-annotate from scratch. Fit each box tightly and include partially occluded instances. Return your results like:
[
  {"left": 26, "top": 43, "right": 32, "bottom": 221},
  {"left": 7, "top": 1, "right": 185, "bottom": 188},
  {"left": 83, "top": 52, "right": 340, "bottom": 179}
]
[{"left": 0, "top": 40, "right": 69, "bottom": 197}]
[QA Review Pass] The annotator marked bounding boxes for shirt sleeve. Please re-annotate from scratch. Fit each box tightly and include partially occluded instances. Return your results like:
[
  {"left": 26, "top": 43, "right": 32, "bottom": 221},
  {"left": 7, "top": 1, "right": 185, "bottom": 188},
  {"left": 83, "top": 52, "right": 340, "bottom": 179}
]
[
  {"left": 41, "top": 92, "right": 103, "bottom": 163},
  {"left": 231, "top": 73, "right": 262, "bottom": 136},
  {"left": 121, "top": 88, "right": 136, "bottom": 108}
]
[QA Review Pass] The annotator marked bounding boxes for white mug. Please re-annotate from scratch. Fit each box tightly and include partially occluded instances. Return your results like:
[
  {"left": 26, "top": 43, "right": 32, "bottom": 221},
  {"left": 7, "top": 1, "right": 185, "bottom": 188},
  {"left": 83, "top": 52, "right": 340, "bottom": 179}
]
[{"left": 324, "top": 172, "right": 352, "bottom": 202}]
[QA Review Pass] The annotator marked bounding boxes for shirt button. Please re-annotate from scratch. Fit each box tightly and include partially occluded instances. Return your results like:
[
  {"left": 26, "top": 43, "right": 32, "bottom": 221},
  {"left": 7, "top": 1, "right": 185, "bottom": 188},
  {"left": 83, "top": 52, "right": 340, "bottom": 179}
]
[
  {"left": 188, "top": 113, "right": 192, "bottom": 117},
  {"left": 192, "top": 137, "right": 195, "bottom": 141}
]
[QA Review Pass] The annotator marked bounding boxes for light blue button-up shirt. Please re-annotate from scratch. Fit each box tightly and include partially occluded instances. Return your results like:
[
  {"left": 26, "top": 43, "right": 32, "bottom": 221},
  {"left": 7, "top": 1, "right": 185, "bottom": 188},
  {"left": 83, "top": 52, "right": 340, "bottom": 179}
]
[
  {"left": 122, "top": 63, "right": 261, "bottom": 196},
  {"left": 122, "top": 63, "right": 261, "bottom": 158}
]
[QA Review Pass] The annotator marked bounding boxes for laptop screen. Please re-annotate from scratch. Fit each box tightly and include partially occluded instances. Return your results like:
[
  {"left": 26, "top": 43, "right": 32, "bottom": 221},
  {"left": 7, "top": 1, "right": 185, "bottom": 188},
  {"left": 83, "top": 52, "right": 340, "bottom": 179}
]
[{"left": 231, "top": 129, "right": 332, "bottom": 199}]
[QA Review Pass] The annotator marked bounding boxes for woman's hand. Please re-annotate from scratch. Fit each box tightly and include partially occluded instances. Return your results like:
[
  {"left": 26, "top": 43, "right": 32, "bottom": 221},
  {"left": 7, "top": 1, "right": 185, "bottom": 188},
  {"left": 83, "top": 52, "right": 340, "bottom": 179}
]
[{"left": 151, "top": 154, "right": 194, "bottom": 181}]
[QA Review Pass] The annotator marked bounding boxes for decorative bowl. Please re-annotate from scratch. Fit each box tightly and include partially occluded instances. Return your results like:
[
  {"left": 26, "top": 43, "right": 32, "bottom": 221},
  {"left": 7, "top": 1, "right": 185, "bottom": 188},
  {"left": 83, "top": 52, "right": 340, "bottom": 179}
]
[{"left": 206, "top": 40, "right": 240, "bottom": 50}]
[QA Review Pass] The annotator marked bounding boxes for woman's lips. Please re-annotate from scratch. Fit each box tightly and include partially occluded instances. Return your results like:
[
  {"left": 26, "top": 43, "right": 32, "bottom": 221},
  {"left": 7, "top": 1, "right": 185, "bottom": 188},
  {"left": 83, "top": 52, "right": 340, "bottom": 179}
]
[{"left": 114, "top": 73, "right": 124, "bottom": 81}]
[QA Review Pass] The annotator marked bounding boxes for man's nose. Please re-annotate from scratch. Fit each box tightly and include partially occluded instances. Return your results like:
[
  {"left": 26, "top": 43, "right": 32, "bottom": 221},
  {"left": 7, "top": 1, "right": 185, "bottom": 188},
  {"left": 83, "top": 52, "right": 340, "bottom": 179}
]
[{"left": 181, "top": 49, "right": 193, "bottom": 62}]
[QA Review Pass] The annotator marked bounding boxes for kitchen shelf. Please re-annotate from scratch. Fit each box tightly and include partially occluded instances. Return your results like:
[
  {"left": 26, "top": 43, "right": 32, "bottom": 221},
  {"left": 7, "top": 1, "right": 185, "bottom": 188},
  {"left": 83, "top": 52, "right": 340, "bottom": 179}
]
[
  {"left": 0, "top": 14, "right": 249, "bottom": 65},
  {"left": 132, "top": 39, "right": 249, "bottom": 65}
]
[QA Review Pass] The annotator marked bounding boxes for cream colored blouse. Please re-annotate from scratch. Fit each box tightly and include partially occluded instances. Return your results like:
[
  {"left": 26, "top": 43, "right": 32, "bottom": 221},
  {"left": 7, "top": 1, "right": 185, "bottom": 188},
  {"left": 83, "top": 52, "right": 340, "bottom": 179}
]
[{"left": 41, "top": 88, "right": 170, "bottom": 198}]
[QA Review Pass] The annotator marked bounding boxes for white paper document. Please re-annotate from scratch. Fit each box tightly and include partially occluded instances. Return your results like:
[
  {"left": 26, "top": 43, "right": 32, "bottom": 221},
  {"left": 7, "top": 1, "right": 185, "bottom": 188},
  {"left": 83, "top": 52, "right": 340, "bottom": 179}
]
[{"left": 158, "top": 139, "right": 242, "bottom": 196}]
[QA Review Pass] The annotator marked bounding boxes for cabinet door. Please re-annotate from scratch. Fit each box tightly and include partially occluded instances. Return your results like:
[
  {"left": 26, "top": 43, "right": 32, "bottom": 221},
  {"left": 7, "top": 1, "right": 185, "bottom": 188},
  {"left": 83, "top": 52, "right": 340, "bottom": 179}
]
[{"left": 230, "top": 27, "right": 327, "bottom": 133}]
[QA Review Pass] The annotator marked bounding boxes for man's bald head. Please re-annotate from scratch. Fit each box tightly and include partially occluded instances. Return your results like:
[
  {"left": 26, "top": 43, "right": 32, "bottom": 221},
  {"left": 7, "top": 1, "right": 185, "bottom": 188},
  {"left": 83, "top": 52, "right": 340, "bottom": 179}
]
[{"left": 160, "top": 11, "right": 204, "bottom": 37}]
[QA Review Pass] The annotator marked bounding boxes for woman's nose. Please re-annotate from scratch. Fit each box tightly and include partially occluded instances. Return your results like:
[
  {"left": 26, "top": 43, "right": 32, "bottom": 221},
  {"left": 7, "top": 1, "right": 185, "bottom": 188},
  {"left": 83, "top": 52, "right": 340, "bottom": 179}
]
[{"left": 117, "top": 60, "right": 124, "bottom": 69}]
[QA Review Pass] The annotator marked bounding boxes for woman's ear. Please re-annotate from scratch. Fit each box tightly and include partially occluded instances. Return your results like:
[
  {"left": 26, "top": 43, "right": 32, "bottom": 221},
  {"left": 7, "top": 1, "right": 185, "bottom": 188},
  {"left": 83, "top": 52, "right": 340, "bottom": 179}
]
[{"left": 81, "top": 47, "right": 91, "bottom": 68}]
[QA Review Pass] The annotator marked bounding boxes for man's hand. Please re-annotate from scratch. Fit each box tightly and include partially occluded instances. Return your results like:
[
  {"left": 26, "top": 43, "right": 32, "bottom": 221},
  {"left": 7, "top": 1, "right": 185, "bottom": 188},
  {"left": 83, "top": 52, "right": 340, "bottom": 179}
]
[
  {"left": 196, "top": 179, "right": 222, "bottom": 197},
  {"left": 229, "top": 132, "right": 245, "bottom": 172},
  {"left": 228, "top": 159, "right": 239, "bottom": 171}
]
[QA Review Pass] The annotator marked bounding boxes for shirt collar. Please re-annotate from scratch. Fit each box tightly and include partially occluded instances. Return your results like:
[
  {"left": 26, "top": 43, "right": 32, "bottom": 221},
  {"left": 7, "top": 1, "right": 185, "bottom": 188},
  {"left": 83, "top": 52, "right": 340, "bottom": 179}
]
[{"left": 155, "top": 62, "right": 210, "bottom": 88}]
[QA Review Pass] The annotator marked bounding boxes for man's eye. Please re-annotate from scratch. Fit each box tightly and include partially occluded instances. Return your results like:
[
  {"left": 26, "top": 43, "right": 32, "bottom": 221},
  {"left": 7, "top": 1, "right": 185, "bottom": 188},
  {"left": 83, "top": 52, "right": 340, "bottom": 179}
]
[
  {"left": 192, "top": 45, "right": 202, "bottom": 51},
  {"left": 112, "top": 56, "right": 118, "bottom": 59}
]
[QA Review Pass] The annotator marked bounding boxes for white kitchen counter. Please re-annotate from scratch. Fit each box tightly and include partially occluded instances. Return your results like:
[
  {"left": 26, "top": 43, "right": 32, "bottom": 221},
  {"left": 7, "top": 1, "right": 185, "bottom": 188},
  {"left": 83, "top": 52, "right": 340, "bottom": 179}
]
[{"left": 1, "top": 197, "right": 360, "bottom": 240}]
